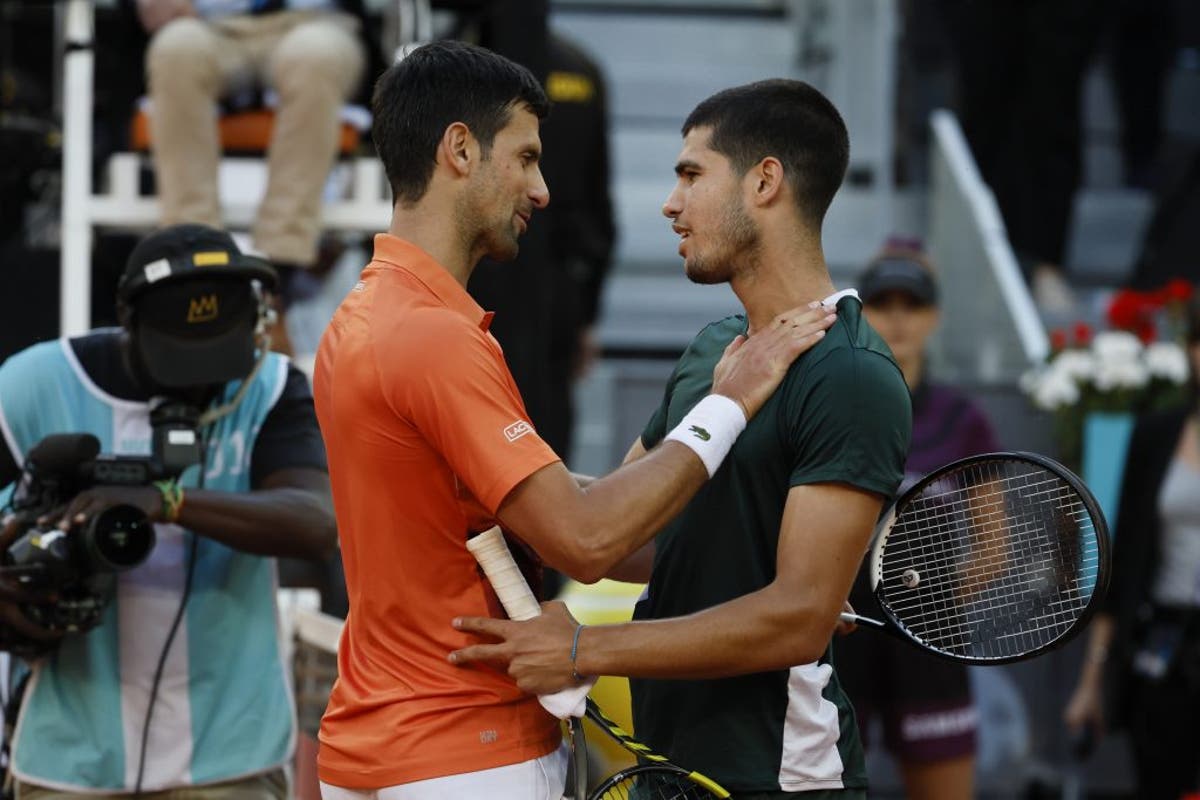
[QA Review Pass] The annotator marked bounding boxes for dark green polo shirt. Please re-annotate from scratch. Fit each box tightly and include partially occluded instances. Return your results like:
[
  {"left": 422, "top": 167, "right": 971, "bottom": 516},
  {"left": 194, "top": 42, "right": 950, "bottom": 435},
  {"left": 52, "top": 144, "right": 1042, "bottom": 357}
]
[{"left": 631, "top": 296, "right": 911, "bottom": 794}]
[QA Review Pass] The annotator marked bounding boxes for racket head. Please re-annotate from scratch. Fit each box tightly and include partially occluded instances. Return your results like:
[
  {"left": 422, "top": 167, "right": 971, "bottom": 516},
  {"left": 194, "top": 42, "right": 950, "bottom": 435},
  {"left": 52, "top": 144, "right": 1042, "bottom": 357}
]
[
  {"left": 589, "top": 763, "right": 729, "bottom": 800},
  {"left": 867, "top": 451, "right": 1110, "bottom": 664}
]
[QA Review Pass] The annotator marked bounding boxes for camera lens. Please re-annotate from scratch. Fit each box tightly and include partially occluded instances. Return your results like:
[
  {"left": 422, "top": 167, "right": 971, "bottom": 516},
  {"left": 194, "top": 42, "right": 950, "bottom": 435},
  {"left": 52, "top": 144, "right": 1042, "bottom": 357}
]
[{"left": 82, "top": 505, "right": 156, "bottom": 571}]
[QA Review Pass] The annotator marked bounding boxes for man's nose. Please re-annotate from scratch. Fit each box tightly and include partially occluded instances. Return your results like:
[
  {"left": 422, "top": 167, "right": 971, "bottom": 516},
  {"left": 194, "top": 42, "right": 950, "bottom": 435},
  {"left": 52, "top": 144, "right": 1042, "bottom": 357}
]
[
  {"left": 662, "top": 187, "right": 683, "bottom": 218},
  {"left": 530, "top": 169, "right": 550, "bottom": 209}
]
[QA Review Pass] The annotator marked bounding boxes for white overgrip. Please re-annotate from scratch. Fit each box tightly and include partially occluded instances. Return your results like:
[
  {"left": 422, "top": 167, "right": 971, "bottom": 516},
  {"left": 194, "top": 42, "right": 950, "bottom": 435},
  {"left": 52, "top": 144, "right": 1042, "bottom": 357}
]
[
  {"left": 465, "top": 526, "right": 593, "bottom": 718},
  {"left": 466, "top": 527, "right": 541, "bottom": 620}
]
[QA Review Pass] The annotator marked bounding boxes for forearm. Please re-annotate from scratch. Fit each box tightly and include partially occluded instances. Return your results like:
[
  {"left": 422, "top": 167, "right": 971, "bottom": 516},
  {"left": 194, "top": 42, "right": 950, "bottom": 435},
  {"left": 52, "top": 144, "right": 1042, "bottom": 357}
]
[
  {"left": 175, "top": 487, "right": 336, "bottom": 560},
  {"left": 1075, "top": 613, "right": 1115, "bottom": 687},
  {"left": 501, "top": 441, "right": 707, "bottom": 583},
  {"left": 576, "top": 441, "right": 707, "bottom": 546},
  {"left": 575, "top": 583, "right": 835, "bottom": 679},
  {"left": 502, "top": 309, "right": 835, "bottom": 583}
]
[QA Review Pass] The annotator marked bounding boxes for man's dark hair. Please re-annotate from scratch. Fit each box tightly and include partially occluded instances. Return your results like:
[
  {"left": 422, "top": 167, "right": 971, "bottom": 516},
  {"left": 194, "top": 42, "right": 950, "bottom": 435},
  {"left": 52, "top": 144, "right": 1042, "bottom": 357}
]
[
  {"left": 683, "top": 79, "right": 849, "bottom": 227},
  {"left": 372, "top": 40, "right": 550, "bottom": 206}
]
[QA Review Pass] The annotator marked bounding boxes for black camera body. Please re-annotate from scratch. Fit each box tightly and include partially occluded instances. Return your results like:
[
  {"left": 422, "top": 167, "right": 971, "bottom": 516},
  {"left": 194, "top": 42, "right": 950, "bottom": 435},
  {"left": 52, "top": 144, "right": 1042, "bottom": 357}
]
[{"left": 4, "top": 402, "right": 203, "bottom": 633}]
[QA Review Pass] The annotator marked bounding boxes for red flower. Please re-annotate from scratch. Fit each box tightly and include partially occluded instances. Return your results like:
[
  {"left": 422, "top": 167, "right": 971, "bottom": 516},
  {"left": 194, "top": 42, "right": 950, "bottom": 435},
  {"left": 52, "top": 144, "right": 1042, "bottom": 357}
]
[
  {"left": 1050, "top": 328, "right": 1069, "bottom": 351},
  {"left": 1108, "top": 289, "right": 1157, "bottom": 331},
  {"left": 1108, "top": 290, "right": 1141, "bottom": 329},
  {"left": 1073, "top": 321, "right": 1093, "bottom": 346},
  {"left": 1136, "top": 322, "right": 1157, "bottom": 344},
  {"left": 1165, "top": 279, "right": 1193, "bottom": 303}
]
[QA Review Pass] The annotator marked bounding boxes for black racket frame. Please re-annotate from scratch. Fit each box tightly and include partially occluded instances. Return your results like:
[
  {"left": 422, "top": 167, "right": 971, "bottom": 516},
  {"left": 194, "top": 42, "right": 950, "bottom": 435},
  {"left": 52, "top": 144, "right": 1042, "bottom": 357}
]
[{"left": 866, "top": 450, "right": 1112, "bottom": 665}]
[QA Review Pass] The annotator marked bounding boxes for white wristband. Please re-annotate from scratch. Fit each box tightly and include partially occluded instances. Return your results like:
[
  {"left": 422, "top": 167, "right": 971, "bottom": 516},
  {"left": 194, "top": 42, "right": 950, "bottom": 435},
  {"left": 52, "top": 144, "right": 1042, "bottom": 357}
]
[{"left": 664, "top": 394, "right": 747, "bottom": 477}]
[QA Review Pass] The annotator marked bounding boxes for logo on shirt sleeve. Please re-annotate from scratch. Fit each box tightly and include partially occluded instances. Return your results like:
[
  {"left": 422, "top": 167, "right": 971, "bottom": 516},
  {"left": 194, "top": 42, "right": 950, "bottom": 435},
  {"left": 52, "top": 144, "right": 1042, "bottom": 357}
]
[{"left": 504, "top": 420, "right": 534, "bottom": 442}]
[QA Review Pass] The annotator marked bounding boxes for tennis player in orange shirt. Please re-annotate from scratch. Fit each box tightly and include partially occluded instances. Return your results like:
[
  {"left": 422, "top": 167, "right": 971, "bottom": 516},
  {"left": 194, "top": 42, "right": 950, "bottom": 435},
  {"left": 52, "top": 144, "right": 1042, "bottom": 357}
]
[{"left": 312, "top": 41, "right": 834, "bottom": 800}]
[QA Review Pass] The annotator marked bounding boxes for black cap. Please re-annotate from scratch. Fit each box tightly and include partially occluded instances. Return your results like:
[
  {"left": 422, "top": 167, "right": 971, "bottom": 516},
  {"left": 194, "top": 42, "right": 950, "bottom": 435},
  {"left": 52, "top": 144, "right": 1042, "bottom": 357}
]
[
  {"left": 118, "top": 224, "right": 277, "bottom": 302},
  {"left": 858, "top": 256, "right": 938, "bottom": 306},
  {"left": 120, "top": 225, "right": 276, "bottom": 389}
]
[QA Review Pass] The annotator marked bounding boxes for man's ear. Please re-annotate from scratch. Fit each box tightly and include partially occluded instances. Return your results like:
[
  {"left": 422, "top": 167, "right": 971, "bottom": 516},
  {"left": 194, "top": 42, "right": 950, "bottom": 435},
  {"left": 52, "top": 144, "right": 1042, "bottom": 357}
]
[
  {"left": 749, "top": 156, "right": 785, "bottom": 207},
  {"left": 439, "top": 122, "right": 476, "bottom": 178}
]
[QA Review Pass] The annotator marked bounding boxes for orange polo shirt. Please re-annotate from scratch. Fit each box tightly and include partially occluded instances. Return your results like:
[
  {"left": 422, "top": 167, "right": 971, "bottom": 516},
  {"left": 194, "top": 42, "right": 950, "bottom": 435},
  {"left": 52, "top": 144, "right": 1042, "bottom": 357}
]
[{"left": 312, "top": 234, "right": 562, "bottom": 788}]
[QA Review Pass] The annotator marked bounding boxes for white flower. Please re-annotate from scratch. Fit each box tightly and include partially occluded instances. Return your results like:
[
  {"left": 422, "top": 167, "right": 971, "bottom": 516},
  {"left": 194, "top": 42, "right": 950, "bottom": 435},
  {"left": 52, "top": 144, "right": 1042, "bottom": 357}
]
[
  {"left": 1091, "top": 331, "right": 1143, "bottom": 364},
  {"left": 1093, "top": 358, "right": 1149, "bottom": 391},
  {"left": 1030, "top": 367, "right": 1081, "bottom": 410},
  {"left": 1019, "top": 367, "right": 1042, "bottom": 396},
  {"left": 1144, "top": 341, "right": 1190, "bottom": 384},
  {"left": 1049, "top": 349, "right": 1098, "bottom": 382}
]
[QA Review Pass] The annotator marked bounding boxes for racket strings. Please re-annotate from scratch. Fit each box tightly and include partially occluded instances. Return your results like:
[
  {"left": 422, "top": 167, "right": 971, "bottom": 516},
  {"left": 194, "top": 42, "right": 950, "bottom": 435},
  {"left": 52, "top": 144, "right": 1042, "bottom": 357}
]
[
  {"left": 883, "top": 484, "right": 1097, "bottom": 585},
  {"left": 888, "top": 467, "right": 1075, "bottom": 581},
  {"left": 895, "top": 464, "right": 1090, "bottom": 643},
  {"left": 888, "top": 464, "right": 1095, "bottom": 653},
  {"left": 877, "top": 460, "right": 1102, "bottom": 659}
]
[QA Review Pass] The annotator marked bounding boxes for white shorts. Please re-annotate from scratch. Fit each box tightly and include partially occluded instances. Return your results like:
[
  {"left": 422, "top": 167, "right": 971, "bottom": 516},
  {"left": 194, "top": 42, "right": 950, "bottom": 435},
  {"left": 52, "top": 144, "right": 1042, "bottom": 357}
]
[{"left": 319, "top": 742, "right": 569, "bottom": 800}]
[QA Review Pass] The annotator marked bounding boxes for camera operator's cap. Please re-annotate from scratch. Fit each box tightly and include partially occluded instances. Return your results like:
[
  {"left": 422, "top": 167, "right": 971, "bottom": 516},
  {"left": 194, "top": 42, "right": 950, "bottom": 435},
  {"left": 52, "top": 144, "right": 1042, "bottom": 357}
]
[
  {"left": 118, "top": 224, "right": 277, "bottom": 302},
  {"left": 858, "top": 254, "right": 939, "bottom": 307},
  {"left": 120, "top": 225, "right": 277, "bottom": 389}
]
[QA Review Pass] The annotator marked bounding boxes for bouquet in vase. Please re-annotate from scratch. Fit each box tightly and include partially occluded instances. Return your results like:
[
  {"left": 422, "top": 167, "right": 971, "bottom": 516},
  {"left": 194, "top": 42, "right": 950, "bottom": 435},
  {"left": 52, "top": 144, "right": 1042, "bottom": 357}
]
[{"left": 1021, "top": 280, "right": 1193, "bottom": 470}]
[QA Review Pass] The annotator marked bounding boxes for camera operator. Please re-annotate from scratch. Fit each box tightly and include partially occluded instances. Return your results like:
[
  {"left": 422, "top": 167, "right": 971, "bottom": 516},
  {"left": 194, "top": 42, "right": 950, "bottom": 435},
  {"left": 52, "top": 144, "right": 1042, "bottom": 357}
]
[{"left": 0, "top": 224, "right": 336, "bottom": 798}]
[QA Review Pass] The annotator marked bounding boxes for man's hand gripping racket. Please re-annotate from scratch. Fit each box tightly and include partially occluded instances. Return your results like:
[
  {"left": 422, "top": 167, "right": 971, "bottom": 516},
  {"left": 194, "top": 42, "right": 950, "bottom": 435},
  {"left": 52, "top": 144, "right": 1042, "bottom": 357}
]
[
  {"left": 465, "top": 526, "right": 594, "bottom": 718},
  {"left": 464, "top": 526, "right": 731, "bottom": 799}
]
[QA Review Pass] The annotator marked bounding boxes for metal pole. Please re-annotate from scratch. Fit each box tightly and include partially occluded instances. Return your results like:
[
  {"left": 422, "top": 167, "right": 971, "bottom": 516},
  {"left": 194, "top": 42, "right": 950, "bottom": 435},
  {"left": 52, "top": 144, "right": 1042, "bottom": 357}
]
[{"left": 59, "top": 0, "right": 94, "bottom": 337}]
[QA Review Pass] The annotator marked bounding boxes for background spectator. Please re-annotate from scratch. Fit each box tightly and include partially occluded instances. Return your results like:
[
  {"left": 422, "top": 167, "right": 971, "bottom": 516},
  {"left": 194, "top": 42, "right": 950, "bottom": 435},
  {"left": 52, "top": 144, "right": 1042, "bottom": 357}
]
[
  {"left": 139, "top": 0, "right": 368, "bottom": 351},
  {"left": 1063, "top": 292, "right": 1200, "bottom": 800}
]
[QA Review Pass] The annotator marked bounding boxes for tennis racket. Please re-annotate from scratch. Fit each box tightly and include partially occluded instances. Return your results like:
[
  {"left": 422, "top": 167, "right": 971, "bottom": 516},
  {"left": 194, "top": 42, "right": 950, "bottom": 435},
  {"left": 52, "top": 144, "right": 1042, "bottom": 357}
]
[
  {"left": 467, "top": 527, "right": 730, "bottom": 800},
  {"left": 838, "top": 451, "right": 1110, "bottom": 665}
]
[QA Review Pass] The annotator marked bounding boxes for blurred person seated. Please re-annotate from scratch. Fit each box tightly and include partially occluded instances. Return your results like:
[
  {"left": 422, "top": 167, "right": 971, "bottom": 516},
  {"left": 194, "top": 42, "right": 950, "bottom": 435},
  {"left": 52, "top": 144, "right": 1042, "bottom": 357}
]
[
  {"left": 137, "top": 0, "right": 367, "bottom": 352},
  {"left": 0, "top": 224, "right": 335, "bottom": 798},
  {"left": 837, "top": 241, "right": 1000, "bottom": 800},
  {"left": 1064, "top": 293, "right": 1200, "bottom": 800}
]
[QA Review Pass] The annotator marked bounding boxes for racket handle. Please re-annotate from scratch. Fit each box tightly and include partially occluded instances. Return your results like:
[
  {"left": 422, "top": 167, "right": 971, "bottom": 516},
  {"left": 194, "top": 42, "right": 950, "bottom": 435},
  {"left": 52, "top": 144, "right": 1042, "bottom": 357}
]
[
  {"left": 465, "top": 526, "right": 593, "bottom": 719},
  {"left": 466, "top": 527, "right": 541, "bottom": 620}
]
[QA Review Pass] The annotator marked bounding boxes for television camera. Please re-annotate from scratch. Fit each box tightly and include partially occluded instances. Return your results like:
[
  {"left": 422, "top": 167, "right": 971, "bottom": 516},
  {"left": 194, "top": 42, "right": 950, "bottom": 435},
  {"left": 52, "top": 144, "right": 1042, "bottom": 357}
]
[{"left": 2, "top": 401, "right": 203, "bottom": 633}]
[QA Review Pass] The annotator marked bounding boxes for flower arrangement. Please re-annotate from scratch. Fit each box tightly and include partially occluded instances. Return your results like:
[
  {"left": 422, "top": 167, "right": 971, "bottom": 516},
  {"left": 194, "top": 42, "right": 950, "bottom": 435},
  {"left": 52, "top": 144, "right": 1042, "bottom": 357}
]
[{"left": 1021, "top": 280, "right": 1193, "bottom": 469}]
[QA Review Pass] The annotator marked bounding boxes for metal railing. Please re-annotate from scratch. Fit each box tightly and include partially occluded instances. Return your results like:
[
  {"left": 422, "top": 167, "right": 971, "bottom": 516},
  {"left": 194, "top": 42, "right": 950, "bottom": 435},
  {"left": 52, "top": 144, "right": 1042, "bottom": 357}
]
[{"left": 926, "top": 108, "right": 1049, "bottom": 385}]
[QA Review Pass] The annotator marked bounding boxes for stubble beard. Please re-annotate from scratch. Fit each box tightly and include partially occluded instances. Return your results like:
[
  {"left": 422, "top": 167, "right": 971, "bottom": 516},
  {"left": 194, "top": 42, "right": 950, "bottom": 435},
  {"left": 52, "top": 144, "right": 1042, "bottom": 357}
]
[
  {"left": 459, "top": 177, "right": 521, "bottom": 263},
  {"left": 482, "top": 222, "right": 520, "bottom": 262},
  {"left": 685, "top": 196, "right": 760, "bottom": 285}
]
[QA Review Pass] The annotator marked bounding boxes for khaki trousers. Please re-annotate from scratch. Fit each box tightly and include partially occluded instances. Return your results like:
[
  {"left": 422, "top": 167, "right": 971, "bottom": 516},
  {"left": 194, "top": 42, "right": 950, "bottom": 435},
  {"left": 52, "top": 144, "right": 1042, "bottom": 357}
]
[
  {"left": 145, "top": 10, "right": 365, "bottom": 265},
  {"left": 16, "top": 769, "right": 287, "bottom": 800}
]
